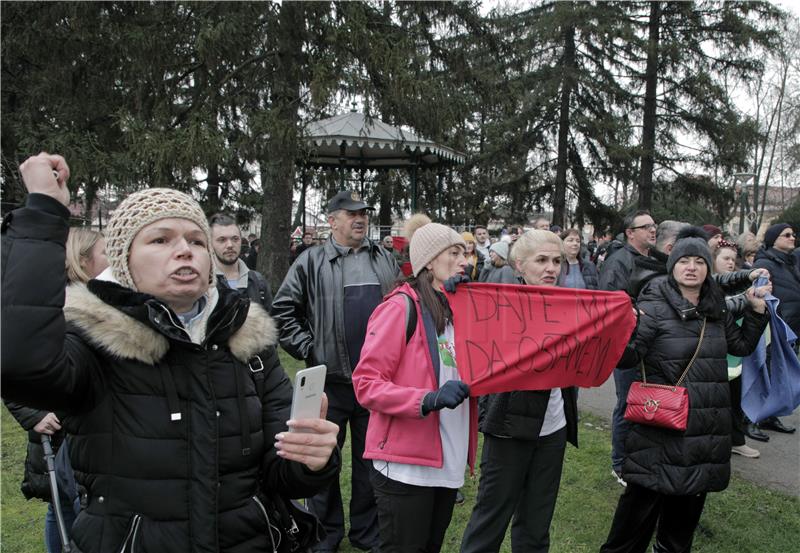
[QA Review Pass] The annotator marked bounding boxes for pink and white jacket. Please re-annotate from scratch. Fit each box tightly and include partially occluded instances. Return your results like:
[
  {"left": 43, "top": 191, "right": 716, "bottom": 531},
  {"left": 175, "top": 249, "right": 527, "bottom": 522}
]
[{"left": 353, "top": 283, "right": 478, "bottom": 473}]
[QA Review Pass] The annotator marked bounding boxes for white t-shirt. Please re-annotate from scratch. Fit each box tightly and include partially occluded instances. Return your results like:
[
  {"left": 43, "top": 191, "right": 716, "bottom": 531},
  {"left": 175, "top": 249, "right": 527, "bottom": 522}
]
[
  {"left": 373, "top": 323, "right": 469, "bottom": 488},
  {"left": 538, "top": 388, "right": 566, "bottom": 437}
]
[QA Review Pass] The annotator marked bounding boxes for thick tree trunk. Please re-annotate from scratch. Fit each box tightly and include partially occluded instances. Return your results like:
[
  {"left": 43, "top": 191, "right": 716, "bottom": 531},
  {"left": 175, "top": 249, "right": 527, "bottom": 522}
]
[
  {"left": 205, "top": 164, "right": 221, "bottom": 214},
  {"left": 552, "top": 9, "right": 576, "bottom": 228},
  {"left": 638, "top": 1, "right": 661, "bottom": 211},
  {"left": 259, "top": 2, "right": 303, "bottom": 292}
]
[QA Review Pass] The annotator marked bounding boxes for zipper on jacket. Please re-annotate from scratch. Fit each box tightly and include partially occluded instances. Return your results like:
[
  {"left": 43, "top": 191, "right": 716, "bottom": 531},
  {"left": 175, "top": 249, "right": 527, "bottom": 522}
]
[
  {"left": 253, "top": 495, "right": 280, "bottom": 553},
  {"left": 117, "top": 514, "right": 142, "bottom": 553}
]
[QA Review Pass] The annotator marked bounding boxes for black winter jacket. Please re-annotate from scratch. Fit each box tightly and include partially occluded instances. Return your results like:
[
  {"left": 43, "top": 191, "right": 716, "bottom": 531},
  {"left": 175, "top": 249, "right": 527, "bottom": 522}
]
[
  {"left": 3, "top": 401, "right": 65, "bottom": 502},
  {"left": 271, "top": 239, "right": 398, "bottom": 382},
  {"left": 1, "top": 194, "right": 339, "bottom": 553},
  {"left": 479, "top": 387, "right": 579, "bottom": 446},
  {"left": 618, "top": 276, "right": 767, "bottom": 495},
  {"left": 753, "top": 247, "right": 800, "bottom": 334},
  {"left": 599, "top": 243, "right": 649, "bottom": 293}
]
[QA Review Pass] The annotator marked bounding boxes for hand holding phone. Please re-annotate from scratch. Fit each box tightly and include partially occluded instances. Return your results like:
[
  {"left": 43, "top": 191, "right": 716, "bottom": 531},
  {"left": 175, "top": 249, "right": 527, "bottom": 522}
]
[{"left": 289, "top": 365, "right": 327, "bottom": 432}]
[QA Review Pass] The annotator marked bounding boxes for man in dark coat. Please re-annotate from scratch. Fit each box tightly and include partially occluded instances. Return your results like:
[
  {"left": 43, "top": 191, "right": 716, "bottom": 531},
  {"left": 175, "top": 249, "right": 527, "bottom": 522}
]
[
  {"left": 272, "top": 191, "right": 398, "bottom": 553},
  {"left": 752, "top": 222, "right": 799, "bottom": 435},
  {"left": 599, "top": 210, "right": 657, "bottom": 486}
]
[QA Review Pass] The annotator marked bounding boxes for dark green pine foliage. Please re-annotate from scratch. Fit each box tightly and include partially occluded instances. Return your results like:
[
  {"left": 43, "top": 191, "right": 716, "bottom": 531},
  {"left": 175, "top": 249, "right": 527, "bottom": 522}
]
[
  {"left": 471, "top": 1, "right": 639, "bottom": 231},
  {"left": 633, "top": 1, "right": 784, "bottom": 210}
]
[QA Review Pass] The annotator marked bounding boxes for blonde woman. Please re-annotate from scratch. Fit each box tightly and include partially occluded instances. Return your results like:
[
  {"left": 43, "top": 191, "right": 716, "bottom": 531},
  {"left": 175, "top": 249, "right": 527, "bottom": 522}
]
[
  {"left": 461, "top": 231, "right": 485, "bottom": 280},
  {"left": 461, "top": 230, "right": 578, "bottom": 553},
  {"left": 65, "top": 228, "right": 108, "bottom": 284}
]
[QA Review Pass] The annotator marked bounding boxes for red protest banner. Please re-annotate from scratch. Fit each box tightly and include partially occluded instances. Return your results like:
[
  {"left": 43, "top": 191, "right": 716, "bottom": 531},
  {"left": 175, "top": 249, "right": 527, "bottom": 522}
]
[{"left": 447, "top": 283, "right": 635, "bottom": 396}]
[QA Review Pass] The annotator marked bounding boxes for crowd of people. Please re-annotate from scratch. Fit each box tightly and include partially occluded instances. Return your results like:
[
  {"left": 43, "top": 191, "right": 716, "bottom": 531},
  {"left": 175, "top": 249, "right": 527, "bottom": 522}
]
[{"left": 2, "top": 152, "right": 798, "bottom": 553}]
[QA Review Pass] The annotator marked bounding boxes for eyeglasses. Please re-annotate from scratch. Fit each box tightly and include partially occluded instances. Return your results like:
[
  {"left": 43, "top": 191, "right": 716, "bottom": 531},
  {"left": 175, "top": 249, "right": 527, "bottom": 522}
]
[
  {"left": 629, "top": 223, "right": 657, "bottom": 231},
  {"left": 779, "top": 232, "right": 796, "bottom": 239}
]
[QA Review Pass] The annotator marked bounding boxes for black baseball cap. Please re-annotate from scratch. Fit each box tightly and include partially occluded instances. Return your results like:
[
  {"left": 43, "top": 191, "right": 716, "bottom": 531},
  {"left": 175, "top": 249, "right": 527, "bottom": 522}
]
[{"left": 326, "top": 190, "right": 374, "bottom": 212}]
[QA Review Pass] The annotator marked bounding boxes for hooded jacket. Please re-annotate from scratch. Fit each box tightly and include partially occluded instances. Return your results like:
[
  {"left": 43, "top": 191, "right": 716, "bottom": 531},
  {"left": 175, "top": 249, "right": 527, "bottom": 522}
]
[
  {"left": 1, "top": 194, "right": 338, "bottom": 553},
  {"left": 618, "top": 276, "right": 767, "bottom": 495},
  {"left": 353, "top": 284, "right": 479, "bottom": 472},
  {"left": 753, "top": 247, "right": 800, "bottom": 334}
]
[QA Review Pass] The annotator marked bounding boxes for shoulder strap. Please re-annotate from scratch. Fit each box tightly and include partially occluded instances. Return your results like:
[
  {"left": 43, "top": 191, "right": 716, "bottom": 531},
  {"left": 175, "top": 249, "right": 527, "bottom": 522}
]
[
  {"left": 399, "top": 292, "right": 417, "bottom": 345},
  {"left": 248, "top": 271, "right": 269, "bottom": 304},
  {"left": 248, "top": 355, "right": 266, "bottom": 399}
]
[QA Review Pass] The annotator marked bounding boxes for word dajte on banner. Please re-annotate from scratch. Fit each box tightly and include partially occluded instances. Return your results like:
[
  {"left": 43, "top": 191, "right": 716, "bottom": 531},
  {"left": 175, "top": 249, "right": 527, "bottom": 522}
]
[{"left": 447, "top": 283, "right": 635, "bottom": 396}]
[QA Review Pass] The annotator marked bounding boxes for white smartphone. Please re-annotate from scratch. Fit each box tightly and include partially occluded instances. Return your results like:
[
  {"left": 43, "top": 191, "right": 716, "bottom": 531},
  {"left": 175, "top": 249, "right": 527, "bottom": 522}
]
[{"left": 289, "top": 365, "right": 327, "bottom": 432}]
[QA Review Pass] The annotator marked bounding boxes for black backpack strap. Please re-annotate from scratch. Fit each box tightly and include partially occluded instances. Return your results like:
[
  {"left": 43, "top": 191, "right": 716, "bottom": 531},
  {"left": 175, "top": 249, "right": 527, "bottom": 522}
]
[
  {"left": 248, "top": 270, "right": 271, "bottom": 308},
  {"left": 399, "top": 292, "right": 440, "bottom": 384},
  {"left": 399, "top": 292, "right": 417, "bottom": 345}
]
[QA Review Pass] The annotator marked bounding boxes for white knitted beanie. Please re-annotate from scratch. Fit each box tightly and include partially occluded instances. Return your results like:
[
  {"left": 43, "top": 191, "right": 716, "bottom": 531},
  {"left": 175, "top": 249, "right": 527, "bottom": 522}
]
[
  {"left": 105, "top": 188, "right": 214, "bottom": 291},
  {"left": 405, "top": 214, "right": 466, "bottom": 277}
]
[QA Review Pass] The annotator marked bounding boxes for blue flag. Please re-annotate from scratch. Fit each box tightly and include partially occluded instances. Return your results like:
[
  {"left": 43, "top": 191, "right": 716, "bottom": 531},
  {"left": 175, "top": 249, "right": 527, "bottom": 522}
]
[{"left": 741, "top": 279, "right": 800, "bottom": 421}]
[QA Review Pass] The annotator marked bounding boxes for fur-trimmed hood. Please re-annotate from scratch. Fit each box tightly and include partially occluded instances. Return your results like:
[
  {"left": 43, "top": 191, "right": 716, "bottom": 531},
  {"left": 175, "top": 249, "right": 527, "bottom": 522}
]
[{"left": 64, "top": 283, "right": 277, "bottom": 365}]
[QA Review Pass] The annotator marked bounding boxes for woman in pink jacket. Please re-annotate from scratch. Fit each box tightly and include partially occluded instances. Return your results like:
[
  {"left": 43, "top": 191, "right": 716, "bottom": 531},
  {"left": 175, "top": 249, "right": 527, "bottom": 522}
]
[{"left": 353, "top": 214, "right": 479, "bottom": 553}]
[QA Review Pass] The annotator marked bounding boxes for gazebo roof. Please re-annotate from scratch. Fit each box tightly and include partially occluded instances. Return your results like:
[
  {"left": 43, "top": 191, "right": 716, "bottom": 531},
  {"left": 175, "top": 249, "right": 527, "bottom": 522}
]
[{"left": 301, "top": 111, "right": 465, "bottom": 170}]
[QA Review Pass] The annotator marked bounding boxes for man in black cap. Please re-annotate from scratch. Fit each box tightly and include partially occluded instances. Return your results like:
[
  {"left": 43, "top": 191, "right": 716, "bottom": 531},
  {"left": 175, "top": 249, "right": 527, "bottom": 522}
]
[
  {"left": 752, "top": 222, "right": 798, "bottom": 435},
  {"left": 272, "top": 190, "right": 398, "bottom": 553}
]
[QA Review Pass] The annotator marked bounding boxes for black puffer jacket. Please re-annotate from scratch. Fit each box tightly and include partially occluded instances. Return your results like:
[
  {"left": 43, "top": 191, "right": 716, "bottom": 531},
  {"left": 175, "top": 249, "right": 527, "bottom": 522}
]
[
  {"left": 479, "top": 388, "right": 578, "bottom": 446},
  {"left": 618, "top": 276, "right": 767, "bottom": 495},
  {"left": 2, "top": 194, "right": 339, "bottom": 553},
  {"left": 753, "top": 247, "right": 800, "bottom": 334},
  {"left": 271, "top": 239, "right": 398, "bottom": 383},
  {"left": 3, "top": 401, "right": 65, "bottom": 502}
]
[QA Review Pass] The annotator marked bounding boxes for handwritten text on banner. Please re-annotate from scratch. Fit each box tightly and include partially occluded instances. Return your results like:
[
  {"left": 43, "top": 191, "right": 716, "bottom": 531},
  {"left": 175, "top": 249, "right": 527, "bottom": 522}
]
[{"left": 447, "top": 283, "right": 636, "bottom": 396}]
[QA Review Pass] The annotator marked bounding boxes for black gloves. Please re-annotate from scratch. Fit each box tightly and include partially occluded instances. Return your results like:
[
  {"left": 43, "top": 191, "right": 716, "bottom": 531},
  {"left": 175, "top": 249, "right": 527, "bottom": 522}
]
[
  {"left": 422, "top": 380, "right": 470, "bottom": 416},
  {"left": 443, "top": 274, "right": 471, "bottom": 293}
]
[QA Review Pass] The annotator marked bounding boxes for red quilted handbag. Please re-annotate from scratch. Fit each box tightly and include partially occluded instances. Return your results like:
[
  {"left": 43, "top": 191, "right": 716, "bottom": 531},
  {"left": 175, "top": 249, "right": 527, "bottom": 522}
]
[{"left": 624, "top": 318, "right": 706, "bottom": 431}]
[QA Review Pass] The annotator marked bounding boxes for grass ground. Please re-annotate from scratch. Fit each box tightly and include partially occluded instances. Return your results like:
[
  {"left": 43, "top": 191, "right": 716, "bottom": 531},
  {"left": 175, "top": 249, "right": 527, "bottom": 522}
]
[{"left": 2, "top": 350, "right": 798, "bottom": 552}]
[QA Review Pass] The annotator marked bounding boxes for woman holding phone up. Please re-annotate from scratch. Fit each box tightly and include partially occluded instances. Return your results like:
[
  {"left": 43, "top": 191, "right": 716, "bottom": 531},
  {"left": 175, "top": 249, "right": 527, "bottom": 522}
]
[
  {"left": 1, "top": 152, "right": 340, "bottom": 553},
  {"left": 353, "top": 214, "right": 477, "bottom": 553}
]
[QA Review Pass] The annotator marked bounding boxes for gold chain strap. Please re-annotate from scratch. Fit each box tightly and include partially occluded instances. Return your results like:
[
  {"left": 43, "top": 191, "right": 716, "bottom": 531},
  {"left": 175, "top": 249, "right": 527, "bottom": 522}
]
[{"left": 641, "top": 317, "right": 707, "bottom": 388}]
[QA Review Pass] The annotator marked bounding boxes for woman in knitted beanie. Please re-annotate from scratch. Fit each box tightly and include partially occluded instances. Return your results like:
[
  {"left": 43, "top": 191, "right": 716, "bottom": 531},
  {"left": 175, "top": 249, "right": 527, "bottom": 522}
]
[
  {"left": 2, "top": 153, "right": 340, "bottom": 553},
  {"left": 461, "top": 229, "right": 579, "bottom": 553},
  {"left": 600, "top": 227, "right": 770, "bottom": 553},
  {"left": 353, "top": 213, "right": 477, "bottom": 553}
]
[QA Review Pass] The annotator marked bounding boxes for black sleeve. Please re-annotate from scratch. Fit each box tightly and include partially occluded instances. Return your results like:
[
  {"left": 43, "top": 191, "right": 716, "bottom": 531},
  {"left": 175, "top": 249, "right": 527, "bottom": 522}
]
[
  {"left": 271, "top": 259, "right": 314, "bottom": 361},
  {"left": 258, "top": 346, "right": 339, "bottom": 499},
  {"left": 617, "top": 301, "right": 659, "bottom": 369},
  {"left": 725, "top": 308, "right": 769, "bottom": 358},
  {"left": 3, "top": 400, "right": 48, "bottom": 431},
  {"left": 1, "top": 194, "right": 100, "bottom": 411},
  {"left": 714, "top": 269, "right": 752, "bottom": 295}
]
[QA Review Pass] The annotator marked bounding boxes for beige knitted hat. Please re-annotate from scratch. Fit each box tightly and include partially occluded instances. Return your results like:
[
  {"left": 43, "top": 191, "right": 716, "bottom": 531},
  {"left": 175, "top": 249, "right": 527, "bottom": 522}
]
[
  {"left": 405, "top": 214, "right": 466, "bottom": 277},
  {"left": 105, "top": 188, "right": 214, "bottom": 291}
]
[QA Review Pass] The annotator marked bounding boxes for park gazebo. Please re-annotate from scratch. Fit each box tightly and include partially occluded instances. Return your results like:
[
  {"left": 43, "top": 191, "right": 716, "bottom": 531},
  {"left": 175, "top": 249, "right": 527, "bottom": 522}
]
[{"left": 299, "top": 111, "right": 465, "bottom": 217}]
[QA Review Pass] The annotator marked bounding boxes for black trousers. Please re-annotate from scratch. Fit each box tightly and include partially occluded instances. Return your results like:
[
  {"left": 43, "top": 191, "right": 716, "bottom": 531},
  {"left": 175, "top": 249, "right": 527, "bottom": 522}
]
[
  {"left": 600, "top": 483, "right": 707, "bottom": 553},
  {"left": 729, "top": 375, "right": 746, "bottom": 446},
  {"left": 461, "top": 427, "right": 567, "bottom": 553},
  {"left": 308, "top": 382, "right": 379, "bottom": 551},
  {"left": 369, "top": 467, "right": 458, "bottom": 553}
]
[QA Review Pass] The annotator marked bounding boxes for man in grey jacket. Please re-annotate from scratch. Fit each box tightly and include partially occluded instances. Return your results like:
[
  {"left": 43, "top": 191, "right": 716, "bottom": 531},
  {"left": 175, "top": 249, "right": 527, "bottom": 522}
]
[
  {"left": 599, "top": 209, "right": 656, "bottom": 486},
  {"left": 272, "top": 191, "right": 398, "bottom": 553}
]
